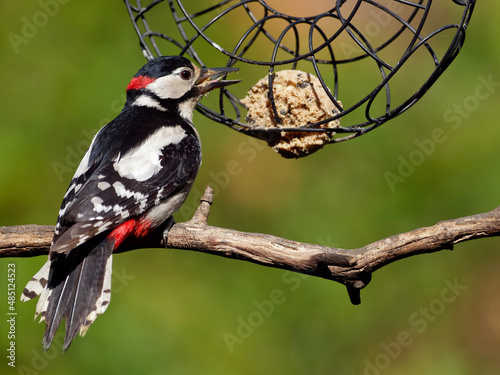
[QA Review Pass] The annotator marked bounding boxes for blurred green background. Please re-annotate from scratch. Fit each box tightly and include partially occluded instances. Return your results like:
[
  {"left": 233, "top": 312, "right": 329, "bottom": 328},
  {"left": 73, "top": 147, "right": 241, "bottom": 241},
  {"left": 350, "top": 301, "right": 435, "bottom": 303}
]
[{"left": 1, "top": 1, "right": 499, "bottom": 374}]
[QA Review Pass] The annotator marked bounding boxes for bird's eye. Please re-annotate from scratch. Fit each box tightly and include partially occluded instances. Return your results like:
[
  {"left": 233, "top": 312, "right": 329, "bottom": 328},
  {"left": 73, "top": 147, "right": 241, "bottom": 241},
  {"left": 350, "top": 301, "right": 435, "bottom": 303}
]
[{"left": 180, "top": 69, "right": 193, "bottom": 81}]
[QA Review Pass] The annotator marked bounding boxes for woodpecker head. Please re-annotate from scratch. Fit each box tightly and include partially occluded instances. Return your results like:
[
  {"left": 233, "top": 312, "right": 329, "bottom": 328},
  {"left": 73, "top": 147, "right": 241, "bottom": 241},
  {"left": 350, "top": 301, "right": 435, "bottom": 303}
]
[{"left": 125, "top": 56, "right": 239, "bottom": 121}]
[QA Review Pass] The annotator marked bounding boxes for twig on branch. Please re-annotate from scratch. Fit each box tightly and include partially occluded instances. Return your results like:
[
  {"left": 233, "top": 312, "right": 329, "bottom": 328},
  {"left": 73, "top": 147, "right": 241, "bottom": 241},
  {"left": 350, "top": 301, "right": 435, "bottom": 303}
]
[{"left": 1, "top": 186, "right": 499, "bottom": 305}]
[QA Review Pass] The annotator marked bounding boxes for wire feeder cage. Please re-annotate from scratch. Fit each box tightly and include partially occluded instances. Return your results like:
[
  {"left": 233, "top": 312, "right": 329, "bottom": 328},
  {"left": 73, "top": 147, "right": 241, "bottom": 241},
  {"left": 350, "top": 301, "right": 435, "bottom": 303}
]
[{"left": 124, "top": 0, "right": 476, "bottom": 156}]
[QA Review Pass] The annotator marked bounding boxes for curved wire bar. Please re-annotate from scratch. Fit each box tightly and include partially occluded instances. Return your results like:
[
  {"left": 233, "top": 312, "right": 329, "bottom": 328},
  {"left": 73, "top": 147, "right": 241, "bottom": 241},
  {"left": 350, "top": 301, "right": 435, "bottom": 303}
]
[{"left": 123, "top": 0, "right": 476, "bottom": 145}]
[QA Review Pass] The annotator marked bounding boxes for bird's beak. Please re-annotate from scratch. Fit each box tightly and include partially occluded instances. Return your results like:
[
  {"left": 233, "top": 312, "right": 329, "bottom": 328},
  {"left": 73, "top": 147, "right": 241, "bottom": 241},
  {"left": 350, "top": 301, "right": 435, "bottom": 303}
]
[{"left": 195, "top": 66, "right": 240, "bottom": 94}]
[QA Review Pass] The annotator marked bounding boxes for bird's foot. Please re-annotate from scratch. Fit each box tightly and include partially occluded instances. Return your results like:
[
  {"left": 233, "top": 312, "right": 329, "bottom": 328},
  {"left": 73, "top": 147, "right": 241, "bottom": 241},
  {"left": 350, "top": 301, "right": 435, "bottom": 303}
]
[{"left": 162, "top": 216, "right": 176, "bottom": 246}]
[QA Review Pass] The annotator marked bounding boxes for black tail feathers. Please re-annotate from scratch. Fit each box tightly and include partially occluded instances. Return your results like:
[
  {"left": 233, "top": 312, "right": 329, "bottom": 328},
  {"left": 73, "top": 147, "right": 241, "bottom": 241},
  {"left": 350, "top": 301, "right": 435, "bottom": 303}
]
[{"left": 24, "top": 237, "right": 114, "bottom": 351}]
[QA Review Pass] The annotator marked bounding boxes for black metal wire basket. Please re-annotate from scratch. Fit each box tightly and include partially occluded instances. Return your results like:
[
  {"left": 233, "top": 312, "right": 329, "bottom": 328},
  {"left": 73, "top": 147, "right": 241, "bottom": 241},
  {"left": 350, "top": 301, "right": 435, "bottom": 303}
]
[{"left": 124, "top": 0, "right": 475, "bottom": 154}]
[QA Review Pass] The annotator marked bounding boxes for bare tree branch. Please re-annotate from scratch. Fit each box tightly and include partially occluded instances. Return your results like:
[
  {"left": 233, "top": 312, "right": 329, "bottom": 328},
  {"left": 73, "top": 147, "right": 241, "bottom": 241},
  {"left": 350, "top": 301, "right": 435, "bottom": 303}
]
[
  {"left": 0, "top": 225, "right": 53, "bottom": 258},
  {"left": 2, "top": 186, "right": 499, "bottom": 304}
]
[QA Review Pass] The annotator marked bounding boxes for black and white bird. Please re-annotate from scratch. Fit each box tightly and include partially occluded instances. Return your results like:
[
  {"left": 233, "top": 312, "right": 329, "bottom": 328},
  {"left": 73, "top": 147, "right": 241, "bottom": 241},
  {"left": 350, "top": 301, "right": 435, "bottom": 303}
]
[{"left": 21, "top": 56, "right": 239, "bottom": 351}]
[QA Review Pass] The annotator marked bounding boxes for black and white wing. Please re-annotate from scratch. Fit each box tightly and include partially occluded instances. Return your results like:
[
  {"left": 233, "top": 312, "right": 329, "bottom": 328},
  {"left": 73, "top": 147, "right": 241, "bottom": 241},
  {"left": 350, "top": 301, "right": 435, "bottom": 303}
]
[{"left": 51, "top": 119, "right": 201, "bottom": 255}]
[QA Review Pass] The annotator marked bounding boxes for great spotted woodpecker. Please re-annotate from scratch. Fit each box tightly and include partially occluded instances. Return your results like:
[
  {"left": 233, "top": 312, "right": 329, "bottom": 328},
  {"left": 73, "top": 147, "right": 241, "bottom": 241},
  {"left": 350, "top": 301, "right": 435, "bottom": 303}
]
[{"left": 21, "top": 56, "right": 239, "bottom": 351}]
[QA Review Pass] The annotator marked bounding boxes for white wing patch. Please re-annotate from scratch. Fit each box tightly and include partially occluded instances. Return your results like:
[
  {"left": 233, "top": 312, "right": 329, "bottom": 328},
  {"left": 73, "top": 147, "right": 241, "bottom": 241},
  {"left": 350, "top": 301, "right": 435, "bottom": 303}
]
[
  {"left": 90, "top": 197, "right": 111, "bottom": 213},
  {"left": 112, "top": 181, "right": 147, "bottom": 201},
  {"left": 97, "top": 181, "right": 111, "bottom": 190},
  {"left": 113, "top": 125, "right": 187, "bottom": 182},
  {"left": 90, "top": 197, "right": 127, "bottom": 216}
]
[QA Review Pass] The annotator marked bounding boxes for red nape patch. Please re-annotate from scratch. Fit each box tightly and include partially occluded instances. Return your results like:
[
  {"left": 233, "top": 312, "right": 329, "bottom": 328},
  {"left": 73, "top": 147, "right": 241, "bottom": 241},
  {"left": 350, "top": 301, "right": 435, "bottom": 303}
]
[
  {"left": 108, "top": 219, "right": 137, "bottom": 250},
  {"left": 126, "top": 75, "right": 155, "bottom": 91}
]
